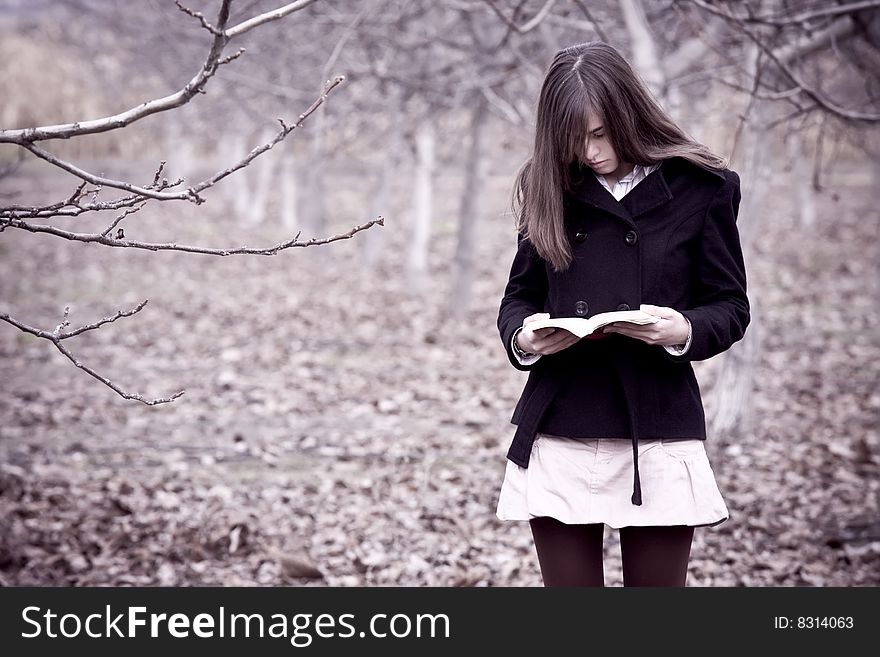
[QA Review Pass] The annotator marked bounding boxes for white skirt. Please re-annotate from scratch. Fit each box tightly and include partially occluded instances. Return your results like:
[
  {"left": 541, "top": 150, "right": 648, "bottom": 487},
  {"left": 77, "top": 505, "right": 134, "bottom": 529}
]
[{"left": 495, "top": 432, "right": 729, "bottom": 529}]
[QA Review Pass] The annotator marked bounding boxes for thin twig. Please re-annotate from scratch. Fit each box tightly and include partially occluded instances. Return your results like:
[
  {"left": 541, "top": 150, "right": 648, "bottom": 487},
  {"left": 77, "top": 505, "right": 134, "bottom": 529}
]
[
  {"left": 174, "top": 0, "right": 224, "bottom": 35},
  {"left": 224, "top": 0, "right": 320, "bottom": 38},
  {"left": 0, "top": 163, "right": 183, "bottom": 221},
  {"left": 479, "top": 0, "right": 559, "bottom": 34},
  {"left": 0, "top": 215, "right": 385, "bottom": 254},
  {"left": 98, "top": 204, "right": 148, "bottom": 239},
  {"left": 1, "top": 303, "right": 185, "bottom": 405},
  {"left": 20, "top": 142, "right": 201, "bottom": 203},
  {"left": 192, "top": 75, "right": 345, "bottom": 193}
]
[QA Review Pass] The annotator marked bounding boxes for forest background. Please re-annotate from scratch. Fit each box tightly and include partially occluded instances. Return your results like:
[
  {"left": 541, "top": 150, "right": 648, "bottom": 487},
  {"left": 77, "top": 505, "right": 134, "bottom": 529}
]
[{"left": 1, "top": 0, "right": 878, "bottom": 586}]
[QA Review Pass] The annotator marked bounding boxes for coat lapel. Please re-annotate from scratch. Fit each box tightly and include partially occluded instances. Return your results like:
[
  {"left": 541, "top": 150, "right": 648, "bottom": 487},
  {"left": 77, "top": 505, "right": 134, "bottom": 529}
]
[
  {"left": 566, "top": 161, "right": 631, "bottom": 223},
  {"left": 619, "top": 164, "right": 673, "bottom": 218},
  {"left": 565, "top": 159, "right": 674, "bottom": 226}
]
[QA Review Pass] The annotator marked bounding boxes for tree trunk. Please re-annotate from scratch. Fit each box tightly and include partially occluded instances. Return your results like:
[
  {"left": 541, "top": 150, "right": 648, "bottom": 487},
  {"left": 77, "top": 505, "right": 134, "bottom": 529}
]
[
  {"left": 280, "top": 149, "right": 298, "bottom": 231},
  {"left": 165, "top": 119, "right": 194, "bottom": 187},
  {"left": 215, "top": 132, "right": 252, "bottom": 221},
  {"left": 619, "top": 0, "right": 664, "bottom": 97},
  {"left": 619, "top": 0, "right": 690, "bottom": 155},
  {"left": 446, "top": 95, "right": 489, "bottom": 317},
  {"left": 302, "top": 111, "right": 327, "bottom": 236},
  {"left": 248, "top": 127, "right": 277, "bottom": 226},
  {"left": 710, "top": 41, "right": 767, "bottom": 443},
  {"left": 365, "top": 128, "right": 401, "bottom": 267},
  {"left": 788, "top": 131, "right": 817, "bottom": 228},
  {"left": 407, "top": 119, "right": 435, "bottom": 293}
]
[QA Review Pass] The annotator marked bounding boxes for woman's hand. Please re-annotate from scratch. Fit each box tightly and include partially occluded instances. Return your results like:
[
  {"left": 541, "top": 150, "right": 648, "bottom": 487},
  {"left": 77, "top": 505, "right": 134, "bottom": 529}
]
[
  {"left": 602, "top": 304, "right": 689, "bottom": 346},
  {"left": 517, "top": 313, "right": 581, "bottom": 355}
]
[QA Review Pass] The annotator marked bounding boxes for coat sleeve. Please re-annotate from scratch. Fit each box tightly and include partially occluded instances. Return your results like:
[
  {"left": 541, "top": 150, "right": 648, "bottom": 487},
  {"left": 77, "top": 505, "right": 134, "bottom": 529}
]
[
  {"left": 497, "top": 231, "right": 549, "bottom": 371},
  {"left": 663, "top": 169, "right": 750, "bottom": 363}
]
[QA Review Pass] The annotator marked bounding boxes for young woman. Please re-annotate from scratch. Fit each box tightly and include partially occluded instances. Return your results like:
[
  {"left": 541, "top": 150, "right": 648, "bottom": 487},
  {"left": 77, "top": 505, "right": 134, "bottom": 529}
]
[{"left": 495, "top": 41, "right": 750, "bottom": 587}]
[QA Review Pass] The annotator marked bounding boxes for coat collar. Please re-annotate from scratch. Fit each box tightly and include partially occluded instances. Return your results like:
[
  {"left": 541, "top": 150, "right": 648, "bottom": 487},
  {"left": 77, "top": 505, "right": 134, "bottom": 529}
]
[{"left": 565, "top": 156, "right": 725, "bottom": 226}]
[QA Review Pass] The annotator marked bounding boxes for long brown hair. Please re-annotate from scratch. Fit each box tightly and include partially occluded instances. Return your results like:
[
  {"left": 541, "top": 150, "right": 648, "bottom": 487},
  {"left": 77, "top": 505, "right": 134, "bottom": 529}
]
[{"left": 511, "top": 40, "right": 729, "bottom": 272}]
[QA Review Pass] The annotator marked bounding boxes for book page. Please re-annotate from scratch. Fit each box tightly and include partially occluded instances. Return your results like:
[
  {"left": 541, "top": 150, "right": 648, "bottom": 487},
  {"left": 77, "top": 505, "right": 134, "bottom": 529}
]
[
  {"left": 527, "top": 310, "right": 659, "bottom": 338},
  {"left": 526, "top": 316, "right": 596, "bottom": 338},
  {"left": 590, "top": 309, "right": 659, "bottom": 327}
]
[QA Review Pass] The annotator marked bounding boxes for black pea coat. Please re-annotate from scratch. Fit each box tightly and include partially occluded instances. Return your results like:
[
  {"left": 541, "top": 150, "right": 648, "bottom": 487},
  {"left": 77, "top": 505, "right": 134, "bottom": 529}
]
[{"left": 496, "top": 155, "right": 750, "bottom": 505}]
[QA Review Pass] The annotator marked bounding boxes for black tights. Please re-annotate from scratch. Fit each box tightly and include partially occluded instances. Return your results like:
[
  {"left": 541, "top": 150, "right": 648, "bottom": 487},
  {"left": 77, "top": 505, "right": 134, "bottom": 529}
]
[{"left": 529, "top": 516, "right": 695, "bottom": 587}]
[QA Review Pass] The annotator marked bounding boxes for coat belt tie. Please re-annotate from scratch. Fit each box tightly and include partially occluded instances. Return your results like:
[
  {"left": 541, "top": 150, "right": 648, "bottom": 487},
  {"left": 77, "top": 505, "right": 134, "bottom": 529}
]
[
  {"left": 506, "top": 343, "right": 644, "bottom": 507},
  {"left": 608, "top": 346, "right": 643, "bottom": 505},
  {"left": 506, "top": 366, "right": 576, "bottom": 469}
]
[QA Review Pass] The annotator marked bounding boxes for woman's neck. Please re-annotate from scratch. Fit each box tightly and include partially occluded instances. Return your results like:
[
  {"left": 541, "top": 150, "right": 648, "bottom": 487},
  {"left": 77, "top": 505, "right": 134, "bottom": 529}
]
[{"left": 603, "top": 161, "right": 635, "bottom": 188}]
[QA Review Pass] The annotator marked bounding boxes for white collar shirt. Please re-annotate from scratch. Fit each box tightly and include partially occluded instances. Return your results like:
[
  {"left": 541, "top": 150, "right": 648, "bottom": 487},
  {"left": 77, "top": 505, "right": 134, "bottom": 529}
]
[{"left": 594, "top": 162, "right": 661, "bottom": 201}]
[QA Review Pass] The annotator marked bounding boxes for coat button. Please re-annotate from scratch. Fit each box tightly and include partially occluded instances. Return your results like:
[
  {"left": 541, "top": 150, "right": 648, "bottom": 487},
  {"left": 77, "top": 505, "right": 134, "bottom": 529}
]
[
  {"left": 574, "top": 231, "right": 588, "bottom": 242},
  {"left": 617, "top": 303, "right": 630, "bottom": 311},
  {"left": 625, "top": 230, "right": 638, "bottom": 245},
  {"left": 574, "top": 300, "right": 589, "bottom": 316}
]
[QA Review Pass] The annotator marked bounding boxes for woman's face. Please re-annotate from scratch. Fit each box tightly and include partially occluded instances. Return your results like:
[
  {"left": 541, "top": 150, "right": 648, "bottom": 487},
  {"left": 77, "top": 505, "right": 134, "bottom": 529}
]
[{"left": 583, "top": 110, "right": 630, "bottom": 180}]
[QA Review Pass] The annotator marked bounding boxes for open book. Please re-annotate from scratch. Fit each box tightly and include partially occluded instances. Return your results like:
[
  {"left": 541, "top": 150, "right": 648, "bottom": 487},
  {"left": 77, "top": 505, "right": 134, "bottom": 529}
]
[{"left": 526, "top": 306, "right": 660, "bottom": 338}]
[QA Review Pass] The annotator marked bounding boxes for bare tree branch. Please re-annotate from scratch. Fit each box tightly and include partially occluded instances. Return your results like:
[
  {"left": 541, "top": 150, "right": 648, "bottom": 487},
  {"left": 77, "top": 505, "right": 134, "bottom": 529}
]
[
  {"left": 571, "top": 0, "right": 611, "bottom": 43},
  {"left": 0, "top": 1, "right": 379, "bottom": 404},
  {"left": 1, "top": 197, "right": 142, "bottom": 219},
  {"left": 481, "top": 86, "right": 526, "bottom": 125},
  {"left": 225, "top": 0, "right": 320, "bottom": 38},
  {"left": 0, "top": 0, "right": 320, "bottom": 146},
  {"left": 0, "top": 161, "right": 186, "bottom": 220},
  {"left": 174, "top": 0, "right": 225, "bottom": 36},
  {"left": 771, "top": 15, "right": 860, "bottom": 63},
  {"left": 479, "top": 0, "right": 559, "bottom": 34},
  {"left": 189, "top": 75, "right": 345, "bottom": 195},
  {"left": 1, "top": 213, "right": 385, "bottom": 255},
  {"left": 0, "top": 0, "right": 235, "bottom": 144},
  {"left": 6, "top": 73, "right": 345, "bottom": 212},
  {"left": 680, "top": 0, "right": 880, "bottom": 122},
  {"left": 0, "top": 303, "right": 186, "bottom": 405},
  {"left": 0, "top": 211, "right": 383, "bottom": 403},
  {"left": 741, "top": 0, "right": 880, "bottom": 27},
  {"left": 19, "top": 141, "right": 200, "bottom": 203}
]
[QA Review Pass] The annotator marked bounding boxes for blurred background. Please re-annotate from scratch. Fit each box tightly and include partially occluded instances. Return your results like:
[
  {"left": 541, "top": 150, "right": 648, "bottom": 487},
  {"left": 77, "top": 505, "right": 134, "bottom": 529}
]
[{"left": 0, "top": 0, "right": 878, "bottom": 586}]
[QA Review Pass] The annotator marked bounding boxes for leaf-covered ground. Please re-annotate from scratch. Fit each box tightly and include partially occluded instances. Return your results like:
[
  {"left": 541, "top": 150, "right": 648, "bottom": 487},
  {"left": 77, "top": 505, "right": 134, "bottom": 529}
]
[{"left": 1, "top": 163, "right": 878, "bottom": 586}]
